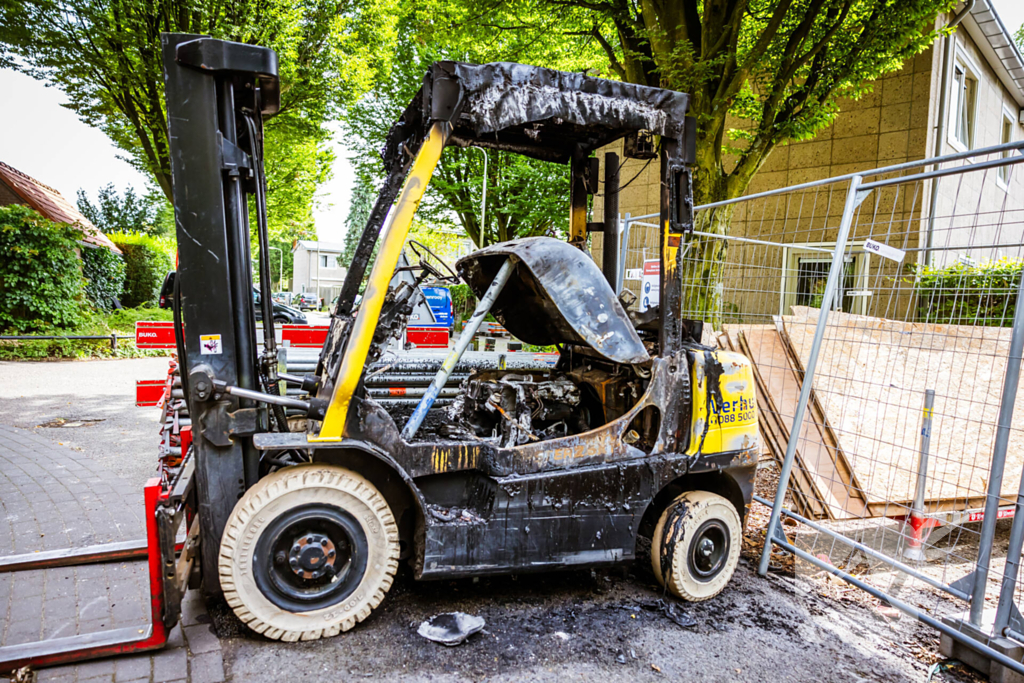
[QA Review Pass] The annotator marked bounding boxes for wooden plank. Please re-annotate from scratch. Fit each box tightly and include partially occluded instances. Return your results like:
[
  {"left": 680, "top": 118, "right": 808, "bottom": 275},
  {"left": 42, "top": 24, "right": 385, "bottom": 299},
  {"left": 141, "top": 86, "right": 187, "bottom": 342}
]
[
  {"left": 719, "top": 329, "right": 826, "bottom": 520},
  {"left": 782, "top": 306, "right": 1022, "bottom": 510},
  {"left": 731, "top": 324, "right": 868, "bottom": 519},
  {"left": 774, "top": 317, "right": 868, "bottom": 501}
]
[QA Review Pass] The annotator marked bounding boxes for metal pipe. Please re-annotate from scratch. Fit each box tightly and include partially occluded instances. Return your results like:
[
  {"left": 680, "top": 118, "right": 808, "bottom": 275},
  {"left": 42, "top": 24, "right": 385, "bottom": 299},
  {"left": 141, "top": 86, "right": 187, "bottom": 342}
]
[
  {"left": 752, "top": 495, "right": 971, "bottom": 601},
  {"left": 617, "top": 213, "right": 631, "bottom": 293},
  {"left": 366, "top": 386, "right": 461, "bottom": 399},
  {"left": 602, "top": 151, "right": 621, "bottom": 291},
  {"left": 615, "top": 138, "right": 1024, "bottom": 220},
  {"left": 970, "top": 251, "right": 1024, "bottom": 625},
  {"left": 245, "top": 115, "right": 277, "bottom": 362},
  {"left": 215, "top": 381, "right": 311, "bottom": 410},
  {"left": 472, "top": 146, "right": 488, "bottom": 236},
  {"left": 860, "top": 152, "right": 1024, "bottom": 191},
  {"left": 758, "top": 175, "right": 866, "bottom": 577},
  {"left": 994, "top": 456, "right": 1024, "bottom": 634},
  {"left": 402, "top": 258, "right": 516, "bottom": 441},
  {"left": 904, "top": 389, "right": 936, "bottom": 562}
]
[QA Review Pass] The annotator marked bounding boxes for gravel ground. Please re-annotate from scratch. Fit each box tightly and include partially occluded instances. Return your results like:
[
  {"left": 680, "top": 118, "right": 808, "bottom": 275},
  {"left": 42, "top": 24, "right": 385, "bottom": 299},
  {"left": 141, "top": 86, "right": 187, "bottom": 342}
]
[{"left": 0, "top": 358, "right": 989, "bottom": 682}]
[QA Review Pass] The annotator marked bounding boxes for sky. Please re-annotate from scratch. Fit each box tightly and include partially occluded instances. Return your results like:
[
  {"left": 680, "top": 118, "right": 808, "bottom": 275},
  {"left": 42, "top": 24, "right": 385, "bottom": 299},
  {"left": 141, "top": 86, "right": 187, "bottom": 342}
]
[{"left": 0, "top": 0, "right": 1022, "bottom": 244}]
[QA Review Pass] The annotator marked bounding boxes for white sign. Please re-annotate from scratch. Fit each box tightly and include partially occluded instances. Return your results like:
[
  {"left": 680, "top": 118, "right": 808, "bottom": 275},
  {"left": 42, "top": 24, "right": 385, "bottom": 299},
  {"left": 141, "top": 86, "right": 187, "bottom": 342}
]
[
  {"left": 639, "top": 259, "right": 660, "bottom": 312},
  {"left": 200, "top": 334, "right": 222, "bottom": 355},
  {"left": 625, "top": 268, "right": 643, "bottom": 281},
  {"left": 863, "top": 239, "right": 905, "bottom": 263}
]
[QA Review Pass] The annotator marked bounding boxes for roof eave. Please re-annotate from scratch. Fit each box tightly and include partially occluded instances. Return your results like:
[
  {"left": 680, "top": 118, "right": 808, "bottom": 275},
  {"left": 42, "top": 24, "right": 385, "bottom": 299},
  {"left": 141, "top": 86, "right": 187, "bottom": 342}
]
[{"left": 961, "top": 0, "right": 1024, "bottom": 109}]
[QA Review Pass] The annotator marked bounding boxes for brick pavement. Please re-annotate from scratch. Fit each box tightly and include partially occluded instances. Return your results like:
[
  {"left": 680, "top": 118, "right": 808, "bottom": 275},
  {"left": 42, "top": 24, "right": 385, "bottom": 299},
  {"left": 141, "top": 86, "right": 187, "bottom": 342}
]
[{"left": 0, "top": 425, "right": 224, "bottom": 682}]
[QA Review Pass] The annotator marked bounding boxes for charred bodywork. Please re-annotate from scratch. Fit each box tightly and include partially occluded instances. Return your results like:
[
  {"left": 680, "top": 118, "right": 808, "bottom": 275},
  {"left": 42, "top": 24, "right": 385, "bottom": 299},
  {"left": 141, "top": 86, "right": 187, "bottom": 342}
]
[{"left": 161, "top": 38, "right": 757, "bottom": 602}]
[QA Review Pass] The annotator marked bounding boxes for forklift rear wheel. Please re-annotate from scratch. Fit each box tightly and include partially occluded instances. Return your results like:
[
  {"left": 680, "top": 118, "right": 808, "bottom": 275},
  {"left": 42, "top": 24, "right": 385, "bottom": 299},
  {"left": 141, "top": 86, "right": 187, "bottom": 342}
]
[
  {"left": 219, "top": 464, "right": 399, "bottom": 641},
  {"left": 651, "top": 491, "right": 741, "bottom": 601}
]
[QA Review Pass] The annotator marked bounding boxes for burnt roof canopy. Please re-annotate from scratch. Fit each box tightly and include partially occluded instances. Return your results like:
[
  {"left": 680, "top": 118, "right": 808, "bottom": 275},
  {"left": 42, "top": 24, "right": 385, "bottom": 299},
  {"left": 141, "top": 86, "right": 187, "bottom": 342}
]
[{"left": 382, "top": 61, "right": 691, "bottom": 170}]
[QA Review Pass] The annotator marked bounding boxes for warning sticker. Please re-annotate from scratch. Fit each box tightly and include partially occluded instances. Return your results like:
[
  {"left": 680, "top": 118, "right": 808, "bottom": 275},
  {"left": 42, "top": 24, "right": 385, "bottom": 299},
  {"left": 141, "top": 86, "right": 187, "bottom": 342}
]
[
  {"left": 639, "top": 259, "right": 660, "bottom": 313},
  {"left": 200, "top": 334, "right": 222, "bottom": 355}
]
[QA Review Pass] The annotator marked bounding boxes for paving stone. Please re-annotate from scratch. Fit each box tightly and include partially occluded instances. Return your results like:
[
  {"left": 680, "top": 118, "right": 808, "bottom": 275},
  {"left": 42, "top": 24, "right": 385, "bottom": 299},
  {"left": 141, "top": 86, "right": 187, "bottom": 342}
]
[
  {"left": 184, "top": 623, "right": 221, "bottom": 654},
  {"left": 35, "top": 669, "right": 76, "bottom": 683},
  {"left": 189, "top": 650, "right": 225, "bottom": 683},
  {"left": 114, "top": 652, "right": 153, "bottom": 681},
  {"left": 75, "top": 658, "right": 116, "bottom": 678},
  {"left": 153, "top": 645, "right": 188, "bottom": 682}
]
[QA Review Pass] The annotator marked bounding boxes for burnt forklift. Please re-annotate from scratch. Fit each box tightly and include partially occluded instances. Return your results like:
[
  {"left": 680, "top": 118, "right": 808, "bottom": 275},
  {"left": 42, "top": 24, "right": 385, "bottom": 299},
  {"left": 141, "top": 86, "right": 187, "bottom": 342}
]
[{"left": 162, "top": 35, "right": 759, "bottom": 641}]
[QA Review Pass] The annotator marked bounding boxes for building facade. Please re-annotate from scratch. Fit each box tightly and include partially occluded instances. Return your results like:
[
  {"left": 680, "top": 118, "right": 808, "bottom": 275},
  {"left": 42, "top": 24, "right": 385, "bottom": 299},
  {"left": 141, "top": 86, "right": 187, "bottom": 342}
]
[
  {"left": 591, "top": 0, "right": 1024, "bottom": 320},
  {"left": 291, "top": 240, "right": 348, "bottom": 305}
]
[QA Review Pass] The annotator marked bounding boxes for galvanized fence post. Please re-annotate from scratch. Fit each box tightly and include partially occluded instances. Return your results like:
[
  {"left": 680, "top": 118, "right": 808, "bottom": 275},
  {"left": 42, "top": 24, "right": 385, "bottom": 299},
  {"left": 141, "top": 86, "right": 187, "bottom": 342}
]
[
  {"left": 969, "top": 265, "right": 1024, "bottom": 626},
  {"left": 903, "top": 389, "right": 935, "bottom": 562},
  {"left": 757, "top": 174, "right": 867, "bottom": 577},
  {"left": 985, "top": 272, "right": 1024, "bottom": 633}
]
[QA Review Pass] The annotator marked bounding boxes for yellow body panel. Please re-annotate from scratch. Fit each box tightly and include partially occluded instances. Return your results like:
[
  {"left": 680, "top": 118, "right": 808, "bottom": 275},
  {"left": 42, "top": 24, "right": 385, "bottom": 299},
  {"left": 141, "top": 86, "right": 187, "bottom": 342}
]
[
  {"left": 687, "top": 350, "right": 759, "bottom": 456},
  {"left": 313, "top": 121, "right": 451, "bottom": 441}
]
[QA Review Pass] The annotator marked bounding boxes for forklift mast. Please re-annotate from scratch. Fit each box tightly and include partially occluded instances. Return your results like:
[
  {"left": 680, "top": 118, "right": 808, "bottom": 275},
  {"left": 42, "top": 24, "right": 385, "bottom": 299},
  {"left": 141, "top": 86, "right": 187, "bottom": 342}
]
[{"left": 161, "top": 33, "right": 280, "bottom": 592}]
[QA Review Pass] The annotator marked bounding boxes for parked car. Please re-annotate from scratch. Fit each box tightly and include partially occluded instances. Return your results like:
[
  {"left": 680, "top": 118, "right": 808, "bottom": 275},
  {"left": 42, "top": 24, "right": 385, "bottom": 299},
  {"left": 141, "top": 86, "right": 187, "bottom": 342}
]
[
  {"left": 158, "top": 271, "right": 176, "bottom": 309},
  {"left": 294, "top": 292, "right": 321, "bottom": 311},
  {"left": 272, "top": 291, "right": 290, "bottom": 304},
  {"left": 254, "top": 289, "right": 308, "bottom": 324}
]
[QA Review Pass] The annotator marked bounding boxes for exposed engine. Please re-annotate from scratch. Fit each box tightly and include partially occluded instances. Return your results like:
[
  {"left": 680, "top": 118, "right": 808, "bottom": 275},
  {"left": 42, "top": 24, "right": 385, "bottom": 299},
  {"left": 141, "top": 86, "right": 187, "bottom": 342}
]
[{"left": 442, "top": 371, "right": 590, "bottom": 447}]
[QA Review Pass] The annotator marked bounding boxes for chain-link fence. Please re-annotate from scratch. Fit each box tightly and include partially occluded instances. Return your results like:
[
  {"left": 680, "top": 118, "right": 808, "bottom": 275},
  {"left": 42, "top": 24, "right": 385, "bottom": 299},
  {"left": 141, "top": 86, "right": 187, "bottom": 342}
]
[{"left": 604, "top": 139, "right": 1024, "bottom": 676}]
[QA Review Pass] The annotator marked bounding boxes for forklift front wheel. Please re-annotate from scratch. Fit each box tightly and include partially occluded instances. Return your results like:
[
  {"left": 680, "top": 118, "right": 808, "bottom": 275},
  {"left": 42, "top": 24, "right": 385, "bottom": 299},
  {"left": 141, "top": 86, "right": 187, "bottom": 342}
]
[
  {"left": 651, "top": 491, "right": 741, "bottom": 602},
  {"left": 218, "top": 464, "right": 400, "bottom": 641}
]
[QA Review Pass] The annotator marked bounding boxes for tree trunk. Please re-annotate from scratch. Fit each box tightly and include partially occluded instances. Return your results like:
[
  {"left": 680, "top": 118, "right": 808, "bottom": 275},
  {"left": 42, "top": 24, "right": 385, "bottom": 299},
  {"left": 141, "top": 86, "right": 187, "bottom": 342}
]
[
  {"left": 679, "top": 132, "right": 749, "bottom": 330},
  {"left": 680, "top": 205, "right": 734, "bottom": 330}
]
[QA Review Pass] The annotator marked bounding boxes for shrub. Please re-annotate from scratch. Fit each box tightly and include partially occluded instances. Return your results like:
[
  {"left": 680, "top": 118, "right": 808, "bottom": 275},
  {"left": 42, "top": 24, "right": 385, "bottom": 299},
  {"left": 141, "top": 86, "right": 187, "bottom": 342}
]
[
  {"left": 109, "top": 231, "right": 174, "bottom": 308},
  {"left": 81, "top": 245, "right": 125, "bottom": 310},
  {"left": 0, "top": 205, "right": 86, "bottom": 332},
  {"left": 914, "top": 258, "right": 1023, "bottom": 326}
]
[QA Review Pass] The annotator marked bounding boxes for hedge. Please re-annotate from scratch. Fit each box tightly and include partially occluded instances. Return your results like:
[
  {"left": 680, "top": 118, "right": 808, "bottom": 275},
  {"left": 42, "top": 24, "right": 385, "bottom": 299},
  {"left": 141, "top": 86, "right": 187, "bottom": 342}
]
[
  {"left": 81, "top": 244, "right": 125, "bottom": 310},
  {"left": 108, "top": 231, "right": 174, "bottom": 308},
  {"left": 0, "top": 205, "right": 86, "bottom": 332},
  {"left": 915, "top": 258, "right": 1023, "bottom": 326}
]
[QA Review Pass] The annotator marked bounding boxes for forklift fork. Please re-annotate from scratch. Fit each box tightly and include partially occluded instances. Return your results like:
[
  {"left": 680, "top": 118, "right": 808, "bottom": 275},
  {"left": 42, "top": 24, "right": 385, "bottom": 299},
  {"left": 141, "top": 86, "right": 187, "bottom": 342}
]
[{"left": 0, "top": 471, "right": 196, "bottom": 672}]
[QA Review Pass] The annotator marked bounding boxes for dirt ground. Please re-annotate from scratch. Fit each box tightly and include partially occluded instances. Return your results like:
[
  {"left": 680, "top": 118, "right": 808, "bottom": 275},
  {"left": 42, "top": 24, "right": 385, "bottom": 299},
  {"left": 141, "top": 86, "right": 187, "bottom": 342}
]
[{"left": 0, "top": 358, "right": 994, "bottom": 682}]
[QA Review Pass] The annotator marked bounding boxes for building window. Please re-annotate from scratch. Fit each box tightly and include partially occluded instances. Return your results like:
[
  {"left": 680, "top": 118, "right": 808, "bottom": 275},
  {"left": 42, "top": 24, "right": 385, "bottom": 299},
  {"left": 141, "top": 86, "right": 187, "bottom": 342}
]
[
  {"left": 999, "top": 109, "right": 1014, "bottom": 187},
  {"left": 950, "top": 58, "right": 978, "bottom": 150},
  {"left": 782, "top": 246, "right": 868, "bottom": 316},
  {"left": 319, "top": 255, "right": 328, "bottom": 268}
]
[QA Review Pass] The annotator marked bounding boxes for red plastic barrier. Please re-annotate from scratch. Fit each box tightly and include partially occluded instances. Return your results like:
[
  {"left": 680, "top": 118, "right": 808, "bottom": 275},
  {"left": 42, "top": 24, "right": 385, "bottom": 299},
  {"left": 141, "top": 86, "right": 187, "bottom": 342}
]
[
  {"left": 136, "top": 379, "right": 166, "bottom": 407},
  {"left": 282, "top": 324, "right": 329, "bottom": 348},
  {"left": 135, "top": 321, "right": 176, "bottom": 349},
  {"left": 407, "top": 326, "right": 449, "bottom": 349}
]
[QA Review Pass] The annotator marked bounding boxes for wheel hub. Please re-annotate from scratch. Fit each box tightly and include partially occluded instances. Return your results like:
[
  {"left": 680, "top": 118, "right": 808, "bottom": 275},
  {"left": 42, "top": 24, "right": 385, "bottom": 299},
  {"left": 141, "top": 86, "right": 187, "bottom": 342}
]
[
  {"left": 688, "top": 519, "right": 730, "bottom": 581},
  {"left": 287, "top": 533, "right": 338, "bottom": 580},
  {"left": 253, "top": 503, "right": 368, "bottom": 613}
]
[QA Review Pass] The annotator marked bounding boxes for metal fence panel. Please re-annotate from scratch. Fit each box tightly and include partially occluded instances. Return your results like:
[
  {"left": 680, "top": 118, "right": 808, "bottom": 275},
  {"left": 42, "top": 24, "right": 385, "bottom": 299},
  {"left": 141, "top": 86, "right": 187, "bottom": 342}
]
[{"left": 605, "top": 140, "right": 1024, "bottom": 676}]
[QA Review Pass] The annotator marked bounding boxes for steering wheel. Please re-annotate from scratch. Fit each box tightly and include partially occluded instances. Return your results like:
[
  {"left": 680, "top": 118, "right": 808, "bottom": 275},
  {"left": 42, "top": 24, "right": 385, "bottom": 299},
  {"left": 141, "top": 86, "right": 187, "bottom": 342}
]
[{"left": 408, "top": 240, "right": 459, "bottom": 283}]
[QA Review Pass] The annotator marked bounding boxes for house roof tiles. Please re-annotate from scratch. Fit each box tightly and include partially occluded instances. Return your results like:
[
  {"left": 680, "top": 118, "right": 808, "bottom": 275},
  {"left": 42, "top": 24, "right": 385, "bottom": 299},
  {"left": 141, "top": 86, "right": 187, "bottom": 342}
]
[{"left": 0, "top": 161, "right": 122, "bottom": 254}]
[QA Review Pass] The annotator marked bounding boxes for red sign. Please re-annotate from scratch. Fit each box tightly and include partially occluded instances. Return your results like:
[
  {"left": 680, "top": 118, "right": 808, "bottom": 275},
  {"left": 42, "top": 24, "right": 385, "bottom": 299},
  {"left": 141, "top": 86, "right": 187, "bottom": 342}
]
[
  {"left": 407, "top": 326, "right": 449, "bottom": 348},
  {"left": 136, "top": 379, "right": 166, "bottom": 407},
  {"left": 136, "top": 321, "right": 176, "bottom": 349},
  {"left": 282, "top": 325, "right": 329, "bottom": 348},
  {"left": 968, "top": 507, "right": 1016, "bottom": 523}
]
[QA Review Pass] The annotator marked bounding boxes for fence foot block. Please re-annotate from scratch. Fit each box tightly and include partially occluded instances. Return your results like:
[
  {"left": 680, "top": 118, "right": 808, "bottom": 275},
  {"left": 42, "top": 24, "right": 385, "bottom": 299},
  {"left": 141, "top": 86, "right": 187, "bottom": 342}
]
[{"left": 940, "top": 614, "right": 1024, "bottom": 683}]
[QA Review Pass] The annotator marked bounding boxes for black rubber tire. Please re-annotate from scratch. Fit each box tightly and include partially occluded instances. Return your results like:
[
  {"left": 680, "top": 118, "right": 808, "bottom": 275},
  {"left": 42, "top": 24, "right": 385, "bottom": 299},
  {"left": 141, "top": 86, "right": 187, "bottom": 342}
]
[
  {"left": 651, "top": 491, "right": 741, "bottom": 601},
  {"left": 219, "top": 464, "right": 399, "bottom": 641}
]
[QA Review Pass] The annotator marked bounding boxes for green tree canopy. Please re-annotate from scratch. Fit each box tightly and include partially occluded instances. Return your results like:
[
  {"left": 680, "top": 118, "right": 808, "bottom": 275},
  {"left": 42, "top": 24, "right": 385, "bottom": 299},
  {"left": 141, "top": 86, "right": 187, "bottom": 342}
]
[
  {"left": 77, "top": 183, "right": 172, "bottom": 237},
  {"left": 0, "top": 0, "right": 400, "bottom": 243},
  {"left": 517, "top": 0, "right": 955, "bottom": 205},
  {"left": 342, "top": 5, "right": 604, "bottom": 248}
]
